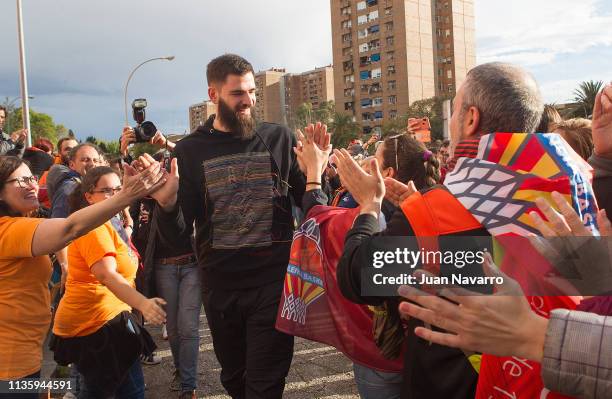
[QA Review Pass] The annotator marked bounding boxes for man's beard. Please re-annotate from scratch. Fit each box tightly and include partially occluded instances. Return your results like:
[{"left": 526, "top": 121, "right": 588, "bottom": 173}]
[{"left": 217, "top": 98, "right": 255, "bottom": 140}]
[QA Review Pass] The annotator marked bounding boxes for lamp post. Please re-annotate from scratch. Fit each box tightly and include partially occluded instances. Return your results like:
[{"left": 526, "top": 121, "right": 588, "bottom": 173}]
[
  {"left": 16, "top": 0, "right": 32, "bottom": 146},
  {"left": 4, "top": 96, "right": 34, "bottom": 134},
  {"left": 123, "top": 56, "right": 175, "bottom": 126}
]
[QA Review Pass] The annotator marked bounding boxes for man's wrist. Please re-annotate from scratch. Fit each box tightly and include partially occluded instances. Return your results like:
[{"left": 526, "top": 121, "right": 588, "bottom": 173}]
[{"left": 518, "top": 313, "right": 548, "bottom": 362}]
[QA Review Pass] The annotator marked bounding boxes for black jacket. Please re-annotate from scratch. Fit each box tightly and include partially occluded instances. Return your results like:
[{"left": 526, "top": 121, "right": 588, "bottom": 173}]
[{"left": 155, "top": 115, "right": 306, "bottom": 290}]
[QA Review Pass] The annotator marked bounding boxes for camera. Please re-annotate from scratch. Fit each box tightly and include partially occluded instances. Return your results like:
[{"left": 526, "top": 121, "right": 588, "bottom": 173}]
[{"left": 131, "top": 98, "right": 157, "bottom": 143}]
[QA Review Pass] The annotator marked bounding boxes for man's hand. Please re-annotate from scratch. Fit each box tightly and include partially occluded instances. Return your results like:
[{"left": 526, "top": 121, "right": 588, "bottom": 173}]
[
  {"left": 334, "top": 148, "right": 385, "bottom": 216},
  {"left": 592, "top": 82, "right": 612, "bottom": 159},
  {"left": 10, "top": 129, "right": 27, "bottom": 144},
  {"left": 384, "top": 178, "right": 417, "bottom": 207},
  {"left": 120, "top": 126, "right": 136, "bottom": 156},
  {"left": 295, "top": 122, "right": 331, "bottom": 175},
  {"left": 294, "top": 127, "right": 331, "bottom": 183},
  {"left": 150, "top": 131, "right": 176, "bottom": 151},
  {"left": 398, "top": 254, "right": 549, "bottom": 362},
  {"left": 135, "top": 154, "right": 180, "bottom": 210}
]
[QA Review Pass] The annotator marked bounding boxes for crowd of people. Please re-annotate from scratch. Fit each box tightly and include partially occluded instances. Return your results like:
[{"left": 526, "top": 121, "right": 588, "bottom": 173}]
[{"left": 0, "top": 53, "right": 611, "bottom": 399}]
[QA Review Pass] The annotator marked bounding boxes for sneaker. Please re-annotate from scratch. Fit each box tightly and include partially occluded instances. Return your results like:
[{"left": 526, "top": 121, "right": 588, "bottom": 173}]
[
  {"left": 141, "top": 353, "right": 161, "bottom": 365},
  {"left": 162, "top": 323, "right": 168, "bottom": 340},
  {"left": 178, "top": 390, "right": 196, "bottom": 399},
  {"left": 170, "top": 370, "right": 181, "bottom": 391}
]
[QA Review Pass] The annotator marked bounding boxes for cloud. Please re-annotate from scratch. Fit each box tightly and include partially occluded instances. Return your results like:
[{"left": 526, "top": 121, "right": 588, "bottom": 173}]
[{"left": 475, "top": 0, "right": 612, "bottom": 65}]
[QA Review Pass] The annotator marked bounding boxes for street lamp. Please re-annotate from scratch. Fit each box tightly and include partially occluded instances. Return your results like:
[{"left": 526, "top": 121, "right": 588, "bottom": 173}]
[
  {"left": 3, "top": 96, "right": 34, "bottom": 134},
  {"left": 123, "top": 56, "right": 175, "bottom": 126}
]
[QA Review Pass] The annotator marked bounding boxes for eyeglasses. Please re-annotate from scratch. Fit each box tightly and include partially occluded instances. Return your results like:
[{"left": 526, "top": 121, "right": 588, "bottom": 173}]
[
  {"left": 7, "top": 175, "right": 39, "bottom": 188},
  {"left": 91, "top": 186, "right": 122, "bottom": 196}
]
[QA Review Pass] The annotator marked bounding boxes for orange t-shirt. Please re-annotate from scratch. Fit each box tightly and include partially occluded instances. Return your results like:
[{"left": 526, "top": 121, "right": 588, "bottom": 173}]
[
  {"left": 0, "top": 217, "right": 52, "bottom": 379},
  {"left": 53, "top": 221, "right": 137, "bottom": 337}
]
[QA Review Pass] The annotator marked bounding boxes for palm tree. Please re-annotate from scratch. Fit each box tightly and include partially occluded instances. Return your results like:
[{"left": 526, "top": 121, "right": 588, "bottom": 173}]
[
  {"left": 572, "top": 80, "right": 603, "bottom": 118},
  {"left": 329, "top": 112, "right": 360, "bottom": 149}
]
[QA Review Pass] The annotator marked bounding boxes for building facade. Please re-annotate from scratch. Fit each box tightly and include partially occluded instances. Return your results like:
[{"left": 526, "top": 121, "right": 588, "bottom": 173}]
[
  {"left": 283, "top": 66, "right": 335, "bottom": 126},
  {"left": 330, "top": 0, "right": 475, "bottom": 135},
  {"left": 188, "top": 100, "right": 216, "bottom": 132}
]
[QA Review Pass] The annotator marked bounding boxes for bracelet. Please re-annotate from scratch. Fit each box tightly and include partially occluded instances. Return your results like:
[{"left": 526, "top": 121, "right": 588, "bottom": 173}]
[{"left": 306, "top": 181, "right": 322, "bottom": 186}]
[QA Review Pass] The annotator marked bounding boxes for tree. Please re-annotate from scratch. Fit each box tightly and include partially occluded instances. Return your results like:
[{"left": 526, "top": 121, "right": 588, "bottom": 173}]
[
  {"left": 6, "top": 107, "right": 60, "bottom": 144},
  {"left": 393, "top": 96, "right": 449, "bottom": 141},
  {"left": 572, "top": 80, "right": 603, "bottom": 118},
  {"left": 292, "top": 102, "right": 314, "bottom": 130},
  {"left": 329, "top": 112, "right": 361, "bottom": 149}
]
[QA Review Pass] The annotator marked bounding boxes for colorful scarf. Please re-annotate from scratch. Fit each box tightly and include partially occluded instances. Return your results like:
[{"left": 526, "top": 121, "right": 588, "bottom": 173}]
[{"left": 445, "top": 133, "right": 599, "bottom": 399}]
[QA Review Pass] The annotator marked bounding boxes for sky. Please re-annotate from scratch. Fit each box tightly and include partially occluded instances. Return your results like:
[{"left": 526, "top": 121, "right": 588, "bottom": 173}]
[{"left": 1, "top": 0, "right": 611, "bottom": 141}]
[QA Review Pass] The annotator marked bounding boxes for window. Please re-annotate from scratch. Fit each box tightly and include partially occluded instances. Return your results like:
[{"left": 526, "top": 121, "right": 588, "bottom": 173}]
[
  {"left": 386, "top": 36, "right": 394, "bottom": 46},
  {"left": 447, "top": 69, "right": 452, "bottom": 79},
  {"left": 358, "top": 28, "right": 368, "bottom": 38},
  {"left": 374, "top": 111, "right": 383, "bottom": 120},
  {"left": 368, "top": 10, "right": 379, "bottom": 21},
  {"left": 388, "top": 80, "right": 396, "bottom": 90},
  {"left": 366, "top": 0, "right": 378, "bottom": 6},
  {"left": 445, "top": 29, "right": 451, "bottom": 37},
  {"left": 390, "top": 110, "right": 398, "bottom": 119},
  {"left": 373, "top": 97, "right": 383, "bottom": 106},
  {"left": 359, "top": 43, "right": 369, "bottom": 53},
  {"left": 372, "top": 68, "right": 382, "bottom": 78},
  {"left": 360, "top": 70, "right": 370, "bottom": 80},
  {"left": 370, "top": 82, "right": 381, "bottom": 92},
  {"left": 361, "top": 98, "right": 372, "bottom": 107},
  {"left": 342, "top": 33, "right": 352, "bottom": 43},
  {"left": 387, "top": 65, "right": 396, "bottom": 75},
  {"left": 357, "top": 1, "right": 366, "bottom": 10},
  {"left": 345, "top": 102, "right": 354, "bottom": 111},
  {"left": 384, "top": 7, "right": 393, "bottom": 15},
  {"left": 343, "top": 60, "right": 353, "bottom": 71},
  {"left": 342, "top": 47, "right": 353, "bottom": 56},
  {"left": 342, "top": 19, "right": 352, "bottom": 29},
  {"left": 344, "top": 88, "right": 354, "bottom": 97},
  {"left": 369, "top": 39, "right": 380, "bottom": 50},
  {"left": 363, "top": 126, "right": 373, "bottom": 133},
  {"left": 360, "top": 84, "right": 370, "bottom": 93},
  {"left": 369, "top": 24, "right": 380, "bottom": 34},
  {"left": 358, "top": 14, "right": 368, "bottom": 24},
  {"left": 387, "top": 51, "right": 395, "bottom": 61},
  {"left": 362, "top": 113, "right": 372, "bottom": 121},
  {"left": 370, "top": 53, "right": 381, "bottom": 62},
  {"left": 344, "top": 74, "right": 354, "bottom": 83},
  {"left": 388, "top": 95, "right": 397, "bottom": 104},
  {"left": 360, "top": 55, "right": 370, "bottom": 66},
  {"left": 385, "top": 21, "right": 393, "bottom": 31},
  {"left": 438, "top": 68, "right": 443, "bottom": 76},
  {"left": 341, "top": 6, "right": 351, "bottom": 15}
]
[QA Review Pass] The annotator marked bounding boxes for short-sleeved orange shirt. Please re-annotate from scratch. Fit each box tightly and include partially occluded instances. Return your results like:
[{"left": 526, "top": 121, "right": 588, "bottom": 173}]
[
  {"left": 0, "top": 216, "right": 52, "bottom": 379},
  {"left": 53, "top": 221, "right": 138, "bottom": 338}
]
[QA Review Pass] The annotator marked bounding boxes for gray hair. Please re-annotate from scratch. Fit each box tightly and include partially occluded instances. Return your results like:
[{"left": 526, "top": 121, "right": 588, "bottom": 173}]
[{"left": 461, "top": 62, "right": 544, "bottom": 134}]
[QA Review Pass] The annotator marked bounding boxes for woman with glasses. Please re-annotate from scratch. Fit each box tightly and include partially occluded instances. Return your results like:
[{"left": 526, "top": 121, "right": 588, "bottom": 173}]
[
  {"left": 51, "top": 166, "right": 168, "bottom": 398},
  {"left": 0, "top": 155, "right": 166, "bottom": 399}
]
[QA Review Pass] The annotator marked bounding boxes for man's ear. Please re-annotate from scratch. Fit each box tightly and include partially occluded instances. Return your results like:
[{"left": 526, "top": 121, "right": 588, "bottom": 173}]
[
  {"left": 208, "top": 86, "right": 219, "bottom": 104},
  {"left": 463, "top": 106, "right": 481, "bottom": 138}
]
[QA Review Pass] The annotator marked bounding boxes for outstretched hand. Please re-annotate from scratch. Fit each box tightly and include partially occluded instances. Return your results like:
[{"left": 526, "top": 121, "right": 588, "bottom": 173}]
[{"left": 295, "top": 122, "right": 332, "bottom": 175}]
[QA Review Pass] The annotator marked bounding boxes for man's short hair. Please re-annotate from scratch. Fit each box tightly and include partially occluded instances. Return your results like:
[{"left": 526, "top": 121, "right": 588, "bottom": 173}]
[
  {"left": 58, "top": 136, "right": 77, "bottom": 152},
  {"left": 0, "top": 105, "right": 6, "bottom": 115},
  {"left": 69, "top": 143, "right": 101, "bottom": 161},
  {"left": 462, "top": 62, "right": 544, "bottom": 135},
  {"left": 206, "top": 54, "right": 254, "bottom": 85}
]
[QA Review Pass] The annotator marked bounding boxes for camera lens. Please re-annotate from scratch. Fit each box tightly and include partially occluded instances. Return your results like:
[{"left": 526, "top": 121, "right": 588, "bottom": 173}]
[{"left": 140, "top": 121, "right": 157, "bottom": 140}]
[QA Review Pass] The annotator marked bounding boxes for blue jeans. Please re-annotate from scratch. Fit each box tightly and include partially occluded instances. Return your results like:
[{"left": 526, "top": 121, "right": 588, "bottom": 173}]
[
  {"left": 353, "top": 363, "right": 402, "bottom": 399},
  {"left": 155, "top": 261, "right": 201, "bottom": 392},
  {"left": 79, "top": 360, "right": 144, "bottom": 399}
]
